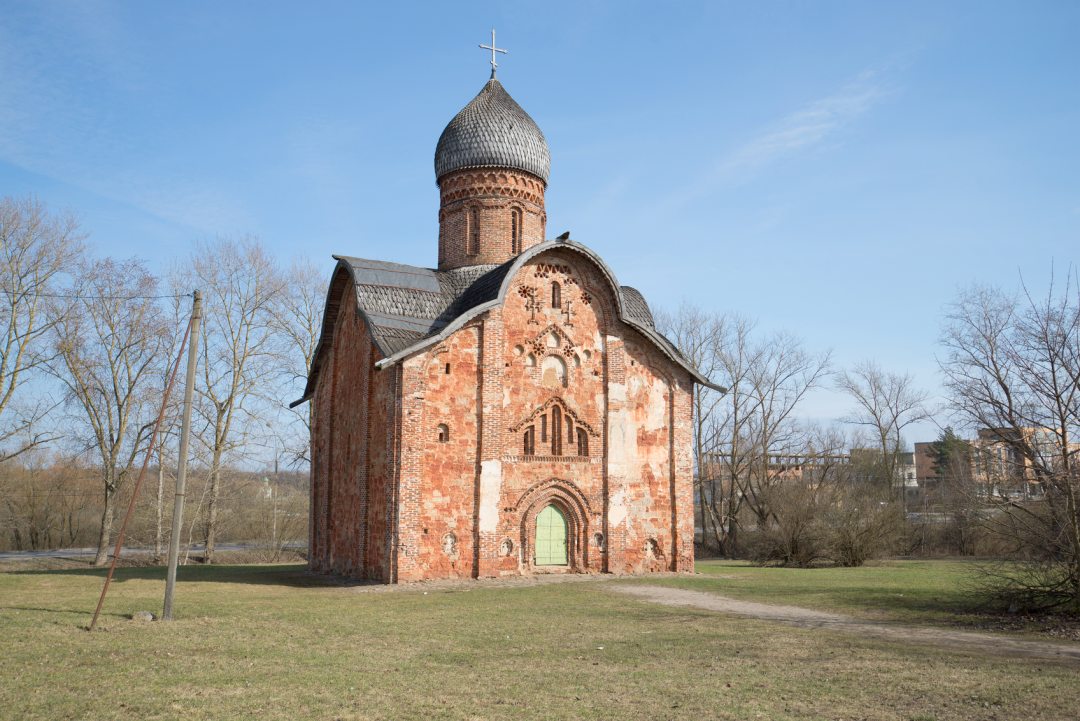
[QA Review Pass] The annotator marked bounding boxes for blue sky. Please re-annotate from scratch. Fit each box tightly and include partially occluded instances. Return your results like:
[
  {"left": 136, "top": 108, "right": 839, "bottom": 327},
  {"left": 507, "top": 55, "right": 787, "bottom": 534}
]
[{"left": 2, "top": 1, "right": 1078, "bottom": 444}]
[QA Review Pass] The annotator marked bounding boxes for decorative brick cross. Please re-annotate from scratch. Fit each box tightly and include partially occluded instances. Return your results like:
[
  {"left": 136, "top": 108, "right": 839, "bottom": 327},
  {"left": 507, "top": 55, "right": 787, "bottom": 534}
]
[
  {"left": 562, "top": 300, "right": 575, "bottom": 328},
  {"left": 524, "top": 288, "right": 541, "bottom": 323}
]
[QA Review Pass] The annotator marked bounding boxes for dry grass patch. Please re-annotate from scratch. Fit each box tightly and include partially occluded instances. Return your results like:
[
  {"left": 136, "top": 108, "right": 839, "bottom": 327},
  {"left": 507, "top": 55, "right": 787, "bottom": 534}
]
[{"left": 1, "top": 562, "right": 1077, "bottom": 720}]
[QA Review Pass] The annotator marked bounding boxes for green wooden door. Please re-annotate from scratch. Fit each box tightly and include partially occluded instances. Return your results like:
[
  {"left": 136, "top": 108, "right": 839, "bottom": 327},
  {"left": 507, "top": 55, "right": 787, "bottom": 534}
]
[{"left": 534, "top": 505, "right": 568, "bottom": 566}]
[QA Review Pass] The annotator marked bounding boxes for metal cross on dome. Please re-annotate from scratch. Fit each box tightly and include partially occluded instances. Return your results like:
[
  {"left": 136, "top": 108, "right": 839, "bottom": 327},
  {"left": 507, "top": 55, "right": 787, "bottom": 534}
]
[{"left": 479, "top": 28, "right": 507, "bottom": 77}]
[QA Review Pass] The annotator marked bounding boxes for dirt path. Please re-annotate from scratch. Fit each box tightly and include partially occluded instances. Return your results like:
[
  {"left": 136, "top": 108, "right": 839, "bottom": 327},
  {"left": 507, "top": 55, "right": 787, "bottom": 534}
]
[{"left": 609, "top": 584, "right": 1080, "bottom": 663}]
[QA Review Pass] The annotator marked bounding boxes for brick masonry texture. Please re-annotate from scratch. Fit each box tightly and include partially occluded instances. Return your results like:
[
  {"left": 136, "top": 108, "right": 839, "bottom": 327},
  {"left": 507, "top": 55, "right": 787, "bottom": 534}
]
[
  {"left": 438, "top": 168, "right": 546, "bottom": 270},
  {"left": 310, "top": 244, "right": 697, "bottom": 582}
]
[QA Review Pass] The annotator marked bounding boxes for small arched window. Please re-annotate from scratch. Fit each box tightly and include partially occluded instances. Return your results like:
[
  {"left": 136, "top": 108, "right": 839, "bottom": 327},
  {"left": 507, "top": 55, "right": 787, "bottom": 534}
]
[
  {"left": 523, "top": 426, "right": 535, "bottom": 456},
  {"left": 468, "top": 207, "right": 480, "bottom": 255},
  {"left": 511, "top": 208, "right": 523, "bottom": 254},
  {"left": 577, "top": 428, "right": 588, "bottom": 456},
  {"left": 437, "top": 424, "right": 449, "bottom": 443},
  {"left": 551, "top": 282, "right": 561, "bottom": 309}
]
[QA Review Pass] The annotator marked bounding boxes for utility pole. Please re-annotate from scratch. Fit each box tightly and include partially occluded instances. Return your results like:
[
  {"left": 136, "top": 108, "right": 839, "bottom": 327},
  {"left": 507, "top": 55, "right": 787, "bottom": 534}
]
[{"left": 163, "top": 290, "right": 201, "bottom": 621}]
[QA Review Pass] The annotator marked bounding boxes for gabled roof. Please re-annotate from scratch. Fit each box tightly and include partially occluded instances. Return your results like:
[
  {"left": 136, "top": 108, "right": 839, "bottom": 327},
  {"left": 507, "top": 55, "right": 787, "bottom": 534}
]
[{"left": 293, "top": 240, "right": 722, "bottom": 407}]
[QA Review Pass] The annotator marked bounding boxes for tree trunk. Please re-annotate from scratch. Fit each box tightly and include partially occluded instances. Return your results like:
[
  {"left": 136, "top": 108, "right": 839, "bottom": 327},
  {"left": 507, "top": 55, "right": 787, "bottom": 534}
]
[
  {"left": 154, "top": 459, "right": 164, "bottom": 561},
  {"left": 93, "top": 487, "right": 115, "bottom": 566},
  {"left": 205, "top": 465, "right": 221, "bottom": 564}
]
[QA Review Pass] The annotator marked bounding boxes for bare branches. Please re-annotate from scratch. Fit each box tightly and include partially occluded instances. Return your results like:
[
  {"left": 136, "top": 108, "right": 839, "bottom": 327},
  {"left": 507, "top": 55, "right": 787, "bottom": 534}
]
[
  {"left": 661, "top": 304, "right": 832, "bottom": 556},
  {"left": 47, "top": 256, "right": 169, "bottom": 565},
  {"left": 837, "top": 359, "right": 929, "bottom": 494},
  {"left": 269, "top": 257, "right": 326, "bottom": 467},
  {"left": 173, "top": 236, "right": 284, "bottom": 562},
  {"left": 940, "top": 274, "right": 1080, "bottom": 610},
  {"left": 0, "top": 197, "right": 84, "bottom": 461}
]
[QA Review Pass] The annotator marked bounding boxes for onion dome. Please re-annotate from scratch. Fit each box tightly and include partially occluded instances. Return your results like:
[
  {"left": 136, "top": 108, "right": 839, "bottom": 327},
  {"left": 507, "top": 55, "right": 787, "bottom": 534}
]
[{"left": 435, "top": 78, "right": 551, "bottom": 183}]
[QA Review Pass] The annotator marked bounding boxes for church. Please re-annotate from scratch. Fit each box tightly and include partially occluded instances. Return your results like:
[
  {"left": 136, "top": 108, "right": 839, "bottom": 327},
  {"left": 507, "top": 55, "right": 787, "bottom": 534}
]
[{"left": 294, "top": 51, "right": 719, "bottom": 583}]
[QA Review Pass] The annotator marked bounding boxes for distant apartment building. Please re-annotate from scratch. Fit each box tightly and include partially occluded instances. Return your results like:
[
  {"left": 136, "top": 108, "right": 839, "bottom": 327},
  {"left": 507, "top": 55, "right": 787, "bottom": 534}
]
[
  {"left": 699, "top": 448, "right": 914, "bottom": 490},
  {"left": 913, "top": 427, "right": 1056, "bottom": 501}
]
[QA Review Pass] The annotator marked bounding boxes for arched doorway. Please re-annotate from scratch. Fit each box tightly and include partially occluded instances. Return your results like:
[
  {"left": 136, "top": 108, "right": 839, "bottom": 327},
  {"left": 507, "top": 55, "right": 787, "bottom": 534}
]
[{"left": 534, "top": 504, "right": 568, "bottom": 566}]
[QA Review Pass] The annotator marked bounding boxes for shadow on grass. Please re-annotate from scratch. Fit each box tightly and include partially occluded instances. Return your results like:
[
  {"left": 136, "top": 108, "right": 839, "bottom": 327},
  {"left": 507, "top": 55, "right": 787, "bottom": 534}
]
[{"left": 6, "top": 563, "right": 375, "bottom": 588}]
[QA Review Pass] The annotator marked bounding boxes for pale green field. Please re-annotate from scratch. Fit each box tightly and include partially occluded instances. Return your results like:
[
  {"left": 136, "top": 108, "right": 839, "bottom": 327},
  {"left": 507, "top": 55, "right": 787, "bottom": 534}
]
[{"left": 0, "top": 560, "right": 1076, "bottom": 720}]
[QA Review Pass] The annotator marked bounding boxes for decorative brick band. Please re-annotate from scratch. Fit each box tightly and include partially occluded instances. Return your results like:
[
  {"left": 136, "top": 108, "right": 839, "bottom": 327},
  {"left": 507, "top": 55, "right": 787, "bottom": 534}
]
[
  {"left": 438, "top": 168, "right": 546, "bottom": 206},
  {"left": 502, "top": 454, "right": 601, "bottom": 464}
]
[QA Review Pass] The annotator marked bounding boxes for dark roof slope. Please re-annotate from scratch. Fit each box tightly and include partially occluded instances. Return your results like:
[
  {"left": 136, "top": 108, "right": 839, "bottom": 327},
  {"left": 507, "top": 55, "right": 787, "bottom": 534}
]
[{"left": 294, "top": 241, "right": 721, "bottom": 406}]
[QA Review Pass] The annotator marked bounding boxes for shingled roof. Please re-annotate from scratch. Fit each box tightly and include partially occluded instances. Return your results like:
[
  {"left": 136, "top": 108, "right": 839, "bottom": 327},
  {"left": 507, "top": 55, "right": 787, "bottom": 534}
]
[
  {"left": 435, "top": 78, "right": 551, "bottom": 183},
  {"left": 293, "top": 241, "right": 721, "bottom": 406}
]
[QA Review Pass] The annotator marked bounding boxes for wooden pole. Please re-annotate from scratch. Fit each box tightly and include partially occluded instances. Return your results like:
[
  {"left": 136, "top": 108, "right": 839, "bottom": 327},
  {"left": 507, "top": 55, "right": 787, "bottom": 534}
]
[
  {"left": 88, "top": 296, "right": 194, "bottom": 631},
  {"left": 162, "top": 290, "right": 201, "bottom": 621}
]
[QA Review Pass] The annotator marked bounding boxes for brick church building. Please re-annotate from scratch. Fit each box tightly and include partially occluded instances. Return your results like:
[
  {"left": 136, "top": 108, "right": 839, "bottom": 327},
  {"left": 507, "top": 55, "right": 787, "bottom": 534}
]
[{"left": 294, "top": 66, "right": 719, "bottom": 583}]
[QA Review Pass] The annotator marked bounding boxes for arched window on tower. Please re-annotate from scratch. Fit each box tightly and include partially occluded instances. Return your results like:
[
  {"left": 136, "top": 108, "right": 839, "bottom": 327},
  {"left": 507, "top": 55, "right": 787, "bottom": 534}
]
[
  {"left": 577, "top": 428, "right": 589, "bottom": 456},
  {"left": 511, "top": 208, "right": 523, "bottom": 254},
  {"left": 523, "top": 426, "right": 535, "bottom": 456},
  {"left": 437, "top": 424, "right": 449, "bottom": 443},
  {"left": 468, "top": 207, "right": 480, "bottom": 255},
  {"left": 551, "top": 281, "right": 561, "bottom": 309}
]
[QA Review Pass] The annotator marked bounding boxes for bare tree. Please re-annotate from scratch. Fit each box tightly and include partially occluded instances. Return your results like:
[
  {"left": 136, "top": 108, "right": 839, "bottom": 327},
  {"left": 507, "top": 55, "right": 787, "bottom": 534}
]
[
  {"left": 48, "top": 257, "right": 168, "bottom": 565},
  {"left": 940, "top": 276, "right": 1080, "bottom": 610},
  {"left": 738, "top": 332, "right": 832, "bottom": 528},
  {"left": 676, "top": 315, "right": 831, "bottom": 557},
  {"left": 271, "top": 257, "right": 326, "bottom": 467},
  {"left": 0, "top": 196, "right": 83, "bottom": 461},
  {"left": 660, "top": 303, "right": 832, "bottom": 557},
  {"left": 175, "top": 237, "right": 283, "bottom": 563},
  {"left": 837, "top": 360, "right": 929, "bottom": 502},
  {"left": 656, "top": 304, "right": 730, "bottom": 550}
]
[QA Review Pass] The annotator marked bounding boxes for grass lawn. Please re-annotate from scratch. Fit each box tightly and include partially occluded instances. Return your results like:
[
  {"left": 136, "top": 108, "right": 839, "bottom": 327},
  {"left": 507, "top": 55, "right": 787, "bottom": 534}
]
[
  {"left": 1, "top": 560, "right": 1077, "bottom": 720},
  {"left": 632, "top": 559, "right": 1002, "bottom": 625}
]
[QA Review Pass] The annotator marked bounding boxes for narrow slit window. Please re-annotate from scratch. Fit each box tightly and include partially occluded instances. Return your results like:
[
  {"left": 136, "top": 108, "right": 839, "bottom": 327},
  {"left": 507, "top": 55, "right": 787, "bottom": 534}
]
[
  {"left": 551, "top": 282, "right": 561, "bottom": 309},
  {"left": 551, "top": 406, "right": 562, "bottom": 456},
  {"left": 577, "top": 428, "right": 588, "bottom": 456},
  {"left": 541, "top": 414, "right": 547, "bottom": 443},
  {"left": 444, "top": 363, "right": 451, "bottom": 375},
  {"left": 566, "top": 417, "right": 574, "bottom": 444},
  {"left": 468, "top": 207, "right": 480, "bottom": 255},
  {"left": 437, "top": 424, "right": 449, "bottom": 443},
  {"left": 511, "top": 209, "right": 522, "bottom": 254},
  {"left": 524, "top": 426, "right": 535, "bottom": 456}
]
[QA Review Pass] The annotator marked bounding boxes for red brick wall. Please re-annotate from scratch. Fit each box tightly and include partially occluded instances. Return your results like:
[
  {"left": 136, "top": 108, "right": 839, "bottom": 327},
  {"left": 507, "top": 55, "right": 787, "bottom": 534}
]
[
  {"left": 387, "top": 247, "right": 695, "bottom": 580},
  {"left": 395, "top": 326, "right": 482, "bottom": 581},
  {"left": 309, "top": 281, "right": 397, "bottom": 580},
  {"left": 363, "top": 361, "right": 396, "bottom": 581},
  {"left": 437, "top": 168, "right": 547, "bottom": 270},
  {"left": 313, "top": 248, "right": 697, "bottom": 582},
  {"left": 310, "top": 333, "right": 333, "bottom": 571}
]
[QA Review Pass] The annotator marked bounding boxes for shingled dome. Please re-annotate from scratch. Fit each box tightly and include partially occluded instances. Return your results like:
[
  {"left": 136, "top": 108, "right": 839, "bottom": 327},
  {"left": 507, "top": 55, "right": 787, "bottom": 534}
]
[{"left": 435, "top": 78, "right": 551, "bottom": 183}]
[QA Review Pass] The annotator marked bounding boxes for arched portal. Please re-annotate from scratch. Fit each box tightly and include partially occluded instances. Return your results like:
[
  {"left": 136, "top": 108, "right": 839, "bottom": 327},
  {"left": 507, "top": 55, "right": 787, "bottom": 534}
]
[
  {"left": 516, "top": 479, "right": 593, "bottom": 572},
  {"left": 534, "top": 505, "right": 568, "bottom": 566}
]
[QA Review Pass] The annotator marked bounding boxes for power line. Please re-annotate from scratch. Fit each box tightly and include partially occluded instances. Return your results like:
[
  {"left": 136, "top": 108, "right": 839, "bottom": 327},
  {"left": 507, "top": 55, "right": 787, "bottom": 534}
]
[{"left": 6, "top": 291, "right": 192, "bottom": 301}]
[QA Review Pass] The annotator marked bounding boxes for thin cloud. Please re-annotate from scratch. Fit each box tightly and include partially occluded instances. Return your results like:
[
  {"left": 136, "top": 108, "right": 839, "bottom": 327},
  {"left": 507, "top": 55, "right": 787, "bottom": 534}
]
[
  {"left": 642, "top": 68, "right": 897, "bottom": 221},
  {"left": 714, "top": 69, "right": 892, "bottom": 183}
]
